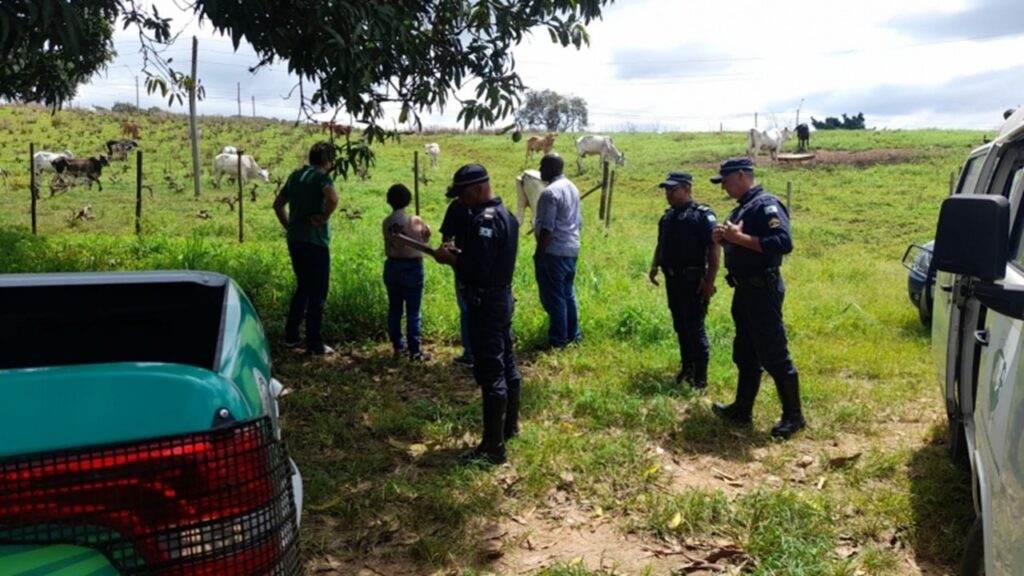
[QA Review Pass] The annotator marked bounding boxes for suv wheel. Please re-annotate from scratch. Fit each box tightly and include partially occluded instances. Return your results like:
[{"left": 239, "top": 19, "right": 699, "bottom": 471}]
[{"left": 960, "top": 518, "right": 984, "bottom": 576}]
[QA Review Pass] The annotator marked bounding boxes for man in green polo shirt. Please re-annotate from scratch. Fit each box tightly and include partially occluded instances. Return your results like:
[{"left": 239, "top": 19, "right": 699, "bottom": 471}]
[{"left": 273, "top": 142, "right": 339, "bottom": 355}]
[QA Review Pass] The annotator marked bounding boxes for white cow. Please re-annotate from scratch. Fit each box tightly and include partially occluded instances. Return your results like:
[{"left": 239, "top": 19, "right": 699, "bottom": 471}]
[
  {"left": 424, "top": 143, "right": 440, "bottom": 169},
  {"left": 515, "top": 169, "right": 546, "bottom": 230},
  {"left": 213, "top": 153, "right": 270, "bottom": 187},
  {"left": 33, "top": 149, "right": 74, "bottom": 177},
  {"left": 220, "top": 146, "right": 238, "bottom": 155},
  {"left": 574, "top": 135, "right": 625, "bottom": 172},
  {"left": 746, "top": 127, "right": 790, "bottom": 161}
]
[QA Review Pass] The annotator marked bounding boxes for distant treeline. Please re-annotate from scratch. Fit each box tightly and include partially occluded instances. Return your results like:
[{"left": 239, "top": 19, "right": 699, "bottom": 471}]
[{"left": 811, "top": 113, "right": 866, "bottom": 130}]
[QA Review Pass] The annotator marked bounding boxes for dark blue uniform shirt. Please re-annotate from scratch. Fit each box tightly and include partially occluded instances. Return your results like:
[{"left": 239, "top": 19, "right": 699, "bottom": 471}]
[
  {"left": 723, "top": 185, "right": 792, "bottom": 273},
  {"left": 440, "top": 199, "right": 472, "bottom": 249},
  {"left": 456, "top": 197, "right": 519, "bottom": 289},
  {"left": 657, "top": 201, "right": 717, "bottom": 270}
]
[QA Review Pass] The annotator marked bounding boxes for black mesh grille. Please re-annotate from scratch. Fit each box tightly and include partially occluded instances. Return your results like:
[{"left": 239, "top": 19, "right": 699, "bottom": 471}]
[{"left": 0, "top": 417, "right": 301, "bottom": 575}]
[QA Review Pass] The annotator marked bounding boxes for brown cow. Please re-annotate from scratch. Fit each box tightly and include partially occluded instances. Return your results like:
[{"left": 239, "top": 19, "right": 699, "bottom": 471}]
[
  {"left": 525, "top": 132, "right": 557, "bottom": 161},
  {"left": 51, "top": 156, "right": 110, "bottom": 193},
  {"left": 321, "top": 121, "right": 352, "bottom": 137},
  {"left": 121, "top": 121, "right": 140, "bottom": 139}
]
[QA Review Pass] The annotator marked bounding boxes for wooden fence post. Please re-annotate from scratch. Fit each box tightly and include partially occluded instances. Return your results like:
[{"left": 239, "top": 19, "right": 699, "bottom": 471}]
[
  {"left": 237, "top": 150, "right": 244, "bottom": 243},
  {"left": 949, "top": 171, "right": 955, "bottom": 195},
  {"left": 135, "top": 150, "right": 143, "bottom": 235},
  {"left": 599, "top": 160, "right": 609, "bottom": 220},
  {"left": 29, "top": 143, "right": 36, "bottom": 235},
  {"left": 786, "top": 181, "right": 792, "bottom": 213},
  {"left": 414, "top": 151, "right": 420, "bottom": 216},
  {"left": 605, "top": 170, "right": 617, "bottom": 228}
]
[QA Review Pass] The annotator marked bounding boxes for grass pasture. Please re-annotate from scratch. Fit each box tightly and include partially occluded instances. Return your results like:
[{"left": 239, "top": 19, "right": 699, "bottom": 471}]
[{"left": 0, "top": 104, "right": 990, "bottom": 574}]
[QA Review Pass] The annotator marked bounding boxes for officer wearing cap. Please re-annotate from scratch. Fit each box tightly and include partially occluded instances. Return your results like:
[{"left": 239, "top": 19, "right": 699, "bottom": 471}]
[
  {"left": 649, "top": 171, "right": 720, "bottom": 390},
  {"left": 434, "top": 164, "right": 521, "bottom": 464},
  {"left": 440, "top": 181, "right": 475, "bottom": 368},
  {"left": 710, "top": 157, "right": 805, "bottom": 439}
]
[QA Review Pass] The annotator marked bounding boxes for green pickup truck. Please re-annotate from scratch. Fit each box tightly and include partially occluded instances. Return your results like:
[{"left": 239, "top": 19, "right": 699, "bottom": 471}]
[{"left": 0, "top": 271, "right": 302, "bottom": 575}]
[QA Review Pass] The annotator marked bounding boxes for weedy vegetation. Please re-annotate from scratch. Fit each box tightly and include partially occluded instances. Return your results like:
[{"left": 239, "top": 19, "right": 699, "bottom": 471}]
[{"left": 0, "top": 104, "right": 986, "bottom": 574}]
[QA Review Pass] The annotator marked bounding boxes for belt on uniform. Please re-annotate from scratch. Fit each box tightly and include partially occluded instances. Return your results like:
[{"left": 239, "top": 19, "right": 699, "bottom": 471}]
[
  {"left": 387, "top": 256, "right": 422, "bottom": 262},
  {"left": 663, "top": 266, "right": 706, "bottom": 280},
  {"left": 458, "top": 283, "right": 511, "bottom": 296},
  {"left": 725, "top": 268, "right": 779, "bottom": 288}
]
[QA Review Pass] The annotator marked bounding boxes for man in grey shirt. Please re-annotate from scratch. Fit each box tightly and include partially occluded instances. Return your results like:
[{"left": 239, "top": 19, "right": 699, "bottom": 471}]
[{"left": 534, "top": 153, "right": 583, "bottom": 349}]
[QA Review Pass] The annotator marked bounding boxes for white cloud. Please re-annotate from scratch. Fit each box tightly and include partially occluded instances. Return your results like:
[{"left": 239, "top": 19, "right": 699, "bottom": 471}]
[{"left": 72, "top": 0, "right": 1024, "bottom": 131}]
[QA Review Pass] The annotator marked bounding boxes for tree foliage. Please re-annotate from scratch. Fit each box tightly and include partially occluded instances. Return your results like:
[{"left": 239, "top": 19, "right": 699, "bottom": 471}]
[
  {"left": 516, "top": 89, "right": 588, "bottom": 132},
  {"left": 811, "top": 112, "right": 866, "bottom": 130},
  {"left": 0, "top": 0, "right": 612, "bottom": 176}
]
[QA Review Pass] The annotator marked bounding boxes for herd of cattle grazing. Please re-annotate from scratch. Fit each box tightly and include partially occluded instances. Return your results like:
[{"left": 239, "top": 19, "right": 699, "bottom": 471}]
[{"left": 24, "top": 119, "right": 810, "bottom": 198}]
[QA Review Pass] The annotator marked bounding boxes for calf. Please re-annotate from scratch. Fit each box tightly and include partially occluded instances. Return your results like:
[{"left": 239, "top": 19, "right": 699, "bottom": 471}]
[
  {"left": 33, "top": 149, "right": 74, "bottom": 177},
  {"left": 105, "top": 139, "right": 138, "bottom": 161},
  {"left": 213, "top": 153, "right": 270, "bottom": 187},
  {"left": 121, "top": 121, "right": 140, "bottom": 140},
  {"left": 515, "top": 169, "right": 546, "bottom": 230},
  {"left": 574, "top": 135, "right": 625, "bottom": 172},
  {"left": 424, "top": 143, "right": 440, "bottom": 169},
  {"left": 746, "top": 127, "right": 790, "bottom": 161},
  {"left": 220, "top": 146, "right": 238, "bottom": 155},
  {"left": 51, "top": 155, "right": 110, "bottom": 192},
  {"left": 796, "top": 124, "right": 810, "bottom": 151},
  {"left": 525, "top": 132, "right": 557, "bottom": 161}
]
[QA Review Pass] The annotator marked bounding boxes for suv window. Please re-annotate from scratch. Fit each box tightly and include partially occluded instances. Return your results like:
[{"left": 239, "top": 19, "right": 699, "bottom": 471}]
[{"left": 958, "top": 154, "right": 985, "bottom": 195}]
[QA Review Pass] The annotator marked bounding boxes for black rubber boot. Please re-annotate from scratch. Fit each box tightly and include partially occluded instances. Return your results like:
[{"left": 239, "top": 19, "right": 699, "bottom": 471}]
[
  {"left": 459, "top": 395, "right": 507, "bottom": 465},
  {"left": 712, "top": 369, "right": 760, "bottom": 424},
  {"left": 771, "top": 373, "right": 806, "bottom": 439},
  {"left": 675, "top": 360, "right": 693, "bottom": 386},
  {"left": 504, "top": 382, "right": 521, "bottom": 441},
  {"left": 691, "top": 361, "right": 708, "bottom": 391}
]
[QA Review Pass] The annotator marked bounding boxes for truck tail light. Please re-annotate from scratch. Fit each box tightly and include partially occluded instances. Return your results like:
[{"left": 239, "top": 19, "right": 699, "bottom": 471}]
[{"left": 0, "top": 417, "right": 300, "bottom": 575}]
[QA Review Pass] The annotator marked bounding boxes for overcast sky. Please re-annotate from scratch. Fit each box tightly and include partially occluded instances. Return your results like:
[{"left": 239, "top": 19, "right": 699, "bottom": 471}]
[{"left": 76, "top": 0, "right": 1024, "bottom": 132}]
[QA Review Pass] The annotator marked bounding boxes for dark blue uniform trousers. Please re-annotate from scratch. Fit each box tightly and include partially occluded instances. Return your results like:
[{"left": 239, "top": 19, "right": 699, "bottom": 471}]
[
  {"left": 730, "top": 274, "right": 798, "bottom": 414},
  {"left": 665, "top": 273, "right": 709, "bottom": 369},
  {"left": 467, "top": 288, "right": 521, "bottom": 443}
]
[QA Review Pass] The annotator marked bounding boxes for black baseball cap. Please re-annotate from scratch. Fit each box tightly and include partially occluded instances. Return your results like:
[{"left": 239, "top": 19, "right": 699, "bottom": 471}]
[
  {"left": 659, "top": 172, "right": 693, "bottom": 189},
  {"left": 710, "top": 157, "right": 754, "bottom": 183},
  {"left": 446, "top": 163, "right": 489, "bottom": 198}
]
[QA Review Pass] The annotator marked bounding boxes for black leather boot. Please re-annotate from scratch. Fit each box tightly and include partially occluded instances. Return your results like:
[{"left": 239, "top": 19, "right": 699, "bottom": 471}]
[
  {"left": 712, "top": 369, "right": 760, "bottom": 424},
  {"left": 504, "top": 382, "right": 521, "bottom": 441},
  {"left": 771, "top": 373, "right": 806, "bottom": 439},
  {"left": 691, "top": 361, "right": 708, "bottom": 391},
  {"left": 459, "top": 395, "right": 507, "bottom": 465}
]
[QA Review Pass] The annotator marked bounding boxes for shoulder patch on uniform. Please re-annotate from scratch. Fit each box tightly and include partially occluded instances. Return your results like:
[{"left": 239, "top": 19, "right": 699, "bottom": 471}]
[
  {"left": 764, "top": 205, "right": 778, "bottom": 215},
  {"left": 707, "top": 214, "right": 717, "bottom": 223},
  {"left": 697, "top": 204, "right": 710, "bottom": 212},
  {"left": 479, "top": 226, "right": 494, "bottom": 238},
  {"left": 768, "top": 217, "right": 782, "bottom": 228}
]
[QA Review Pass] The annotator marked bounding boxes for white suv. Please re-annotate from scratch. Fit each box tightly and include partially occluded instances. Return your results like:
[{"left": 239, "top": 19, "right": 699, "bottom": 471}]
[{"left": 932, "top": 107, "right": 1024, "bottom": 574}]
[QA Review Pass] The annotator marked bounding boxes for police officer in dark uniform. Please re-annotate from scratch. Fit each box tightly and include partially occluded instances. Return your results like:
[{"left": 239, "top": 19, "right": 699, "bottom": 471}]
[
  {"left": 710, "top": 158, "right": 806, "bottom": 439},
  {"left": 648, "top": 172, "right": 720, "bottom": 390},
  {"left": 433, "top": 164, "right": 521, "bottom": 464}
]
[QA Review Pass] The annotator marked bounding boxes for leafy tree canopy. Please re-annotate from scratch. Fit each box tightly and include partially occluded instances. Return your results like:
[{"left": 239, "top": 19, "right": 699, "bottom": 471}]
[
  {"left": 516, "top": 89, "right": 588, "bottom": 132},
  {"left": 0, "top": 1, "right": 611, "bottom": 133}
]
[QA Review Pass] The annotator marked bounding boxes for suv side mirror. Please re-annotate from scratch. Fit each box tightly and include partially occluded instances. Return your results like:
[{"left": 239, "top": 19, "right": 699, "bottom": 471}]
[
  {"left": 933, "top": 194, "right": 1024, "bottom": 320},
  {"left": 933, "top": 195, "right": 1009, "bottom": 281}
]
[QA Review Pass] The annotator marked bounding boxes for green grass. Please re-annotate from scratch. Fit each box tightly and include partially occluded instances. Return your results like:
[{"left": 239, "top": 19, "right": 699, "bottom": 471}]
[{"left": 0, "top": 103, "right": 989, "bottom": 574}]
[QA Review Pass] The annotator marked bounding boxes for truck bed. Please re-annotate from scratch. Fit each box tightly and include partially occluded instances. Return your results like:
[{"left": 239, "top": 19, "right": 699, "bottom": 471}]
[{"left": 0, "top": 271, "right": 227, "bottom": 371}]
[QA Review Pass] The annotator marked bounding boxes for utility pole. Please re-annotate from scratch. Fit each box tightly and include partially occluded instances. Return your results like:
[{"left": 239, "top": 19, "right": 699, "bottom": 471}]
[
  {"left": 236, "top": 82, "right": 241, "bottom": 116},
  {"left": 189, "top": 36, "right": 202, "bottom": 197},
  {"left": 251, "top": 95, "right": 255, "bottom": 118}
]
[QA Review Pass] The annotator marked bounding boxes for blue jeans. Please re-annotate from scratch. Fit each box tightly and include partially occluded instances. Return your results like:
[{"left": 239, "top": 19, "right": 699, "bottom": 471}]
[
  {"left": 456, "top": 283, "right": 473, "bottom": 360},
  {"left": 285, "top": 241, "right": 331, "bottom": 349},
  {"left": 383, "top": 259, "right": 425, "bottom": 354},
  {"left": 535, "top": 254, "right": 581, "bottom": 347}
]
